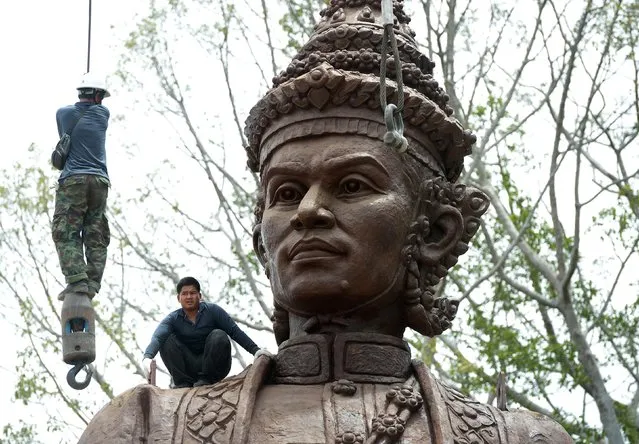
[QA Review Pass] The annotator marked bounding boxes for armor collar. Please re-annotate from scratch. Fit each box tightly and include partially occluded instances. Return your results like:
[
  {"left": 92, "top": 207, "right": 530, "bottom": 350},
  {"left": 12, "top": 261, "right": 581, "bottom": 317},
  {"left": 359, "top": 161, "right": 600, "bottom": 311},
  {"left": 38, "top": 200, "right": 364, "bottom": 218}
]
[{"left": 273, "top": 332, "right": 412, "bottom": 384}]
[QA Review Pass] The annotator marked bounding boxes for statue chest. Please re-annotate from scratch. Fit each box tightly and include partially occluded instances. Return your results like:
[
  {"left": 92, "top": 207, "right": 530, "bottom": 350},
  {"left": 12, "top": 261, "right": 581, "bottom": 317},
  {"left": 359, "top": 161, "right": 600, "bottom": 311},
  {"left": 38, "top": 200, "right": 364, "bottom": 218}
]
[
  {"left": 177, "top": 377, "right": 432, "bottom": 444},
  {"left": 247, "top": 383, "right": 433, "bottom": 444},
  {"left": 78, "top": 359, "right": 571, "bottom": 444}
]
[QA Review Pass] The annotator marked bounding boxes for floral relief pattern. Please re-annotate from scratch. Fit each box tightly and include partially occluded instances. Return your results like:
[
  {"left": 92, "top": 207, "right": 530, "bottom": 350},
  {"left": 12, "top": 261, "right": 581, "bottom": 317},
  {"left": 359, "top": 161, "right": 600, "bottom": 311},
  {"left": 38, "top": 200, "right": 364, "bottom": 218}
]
[
  {"left": 529, "top": 432, "right": 551, "bottom": 443},
  {"left": 437, "top": 381, "right": 502, "bottom": 444},
  {"left": 332, "top": 379, "right": 358, "bottom": 396},
  {"left": 336, "top": 431, "right": 365, "bottom": 443},
  {"left": 371, "top": 413, "right": 406, "bottom": 438},
  {"left": 184, "top": 374, "right": 245, "bottom": 443}
]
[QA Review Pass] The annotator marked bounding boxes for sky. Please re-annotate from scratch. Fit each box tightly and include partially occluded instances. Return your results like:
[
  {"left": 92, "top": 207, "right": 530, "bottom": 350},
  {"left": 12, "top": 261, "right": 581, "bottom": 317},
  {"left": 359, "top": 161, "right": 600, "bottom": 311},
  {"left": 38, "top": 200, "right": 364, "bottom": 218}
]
[
  {"left": 0, "top": 0, "right": 156, "bottom": 439},
  {"left": 0, "top": 2, "right": 289, "bottom": 440},
  {"left": 0, "top": 0, "right": 636, "bottom": 442},
  {"left": 1, "top": 0, "right": 137, "bottom": 160}
]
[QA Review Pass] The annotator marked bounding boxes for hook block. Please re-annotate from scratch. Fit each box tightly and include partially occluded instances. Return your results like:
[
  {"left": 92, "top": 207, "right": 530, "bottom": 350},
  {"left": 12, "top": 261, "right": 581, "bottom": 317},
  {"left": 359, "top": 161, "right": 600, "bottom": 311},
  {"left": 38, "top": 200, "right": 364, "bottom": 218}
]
[{"left": 61, "top": 292, "right": 96, "bottom": 365}]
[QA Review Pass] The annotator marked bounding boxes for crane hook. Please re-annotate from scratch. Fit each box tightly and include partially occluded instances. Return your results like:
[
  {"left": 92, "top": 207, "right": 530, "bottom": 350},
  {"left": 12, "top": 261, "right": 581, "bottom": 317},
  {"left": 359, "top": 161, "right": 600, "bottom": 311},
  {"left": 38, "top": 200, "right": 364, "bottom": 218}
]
[{"left": 67, "top": 363, "right": 93, "bottom": 390}]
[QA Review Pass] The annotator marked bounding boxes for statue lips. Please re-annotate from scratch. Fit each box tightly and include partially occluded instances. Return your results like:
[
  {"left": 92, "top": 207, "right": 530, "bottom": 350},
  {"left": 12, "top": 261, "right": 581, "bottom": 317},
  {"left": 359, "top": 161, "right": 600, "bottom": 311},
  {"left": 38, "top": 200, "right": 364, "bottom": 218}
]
[{"left": 288, "top": 237, "right": 345, "bottom": 262}]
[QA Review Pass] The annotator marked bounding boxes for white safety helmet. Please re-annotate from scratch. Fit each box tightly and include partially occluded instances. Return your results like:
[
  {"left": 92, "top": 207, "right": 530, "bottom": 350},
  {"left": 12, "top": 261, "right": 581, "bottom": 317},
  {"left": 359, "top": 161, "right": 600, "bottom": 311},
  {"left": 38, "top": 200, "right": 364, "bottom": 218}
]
[{"left": 77, "top": 73, "right": 111, "bottom": 97}]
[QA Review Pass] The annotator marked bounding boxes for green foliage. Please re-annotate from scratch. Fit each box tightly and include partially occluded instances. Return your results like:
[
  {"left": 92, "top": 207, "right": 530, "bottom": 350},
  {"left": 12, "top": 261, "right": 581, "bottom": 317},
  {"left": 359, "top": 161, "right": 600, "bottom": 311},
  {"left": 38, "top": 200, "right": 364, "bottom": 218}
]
[
  {"left": 14, "top": 373, "right": 49, "bottom": 406},
  {"left": 416, "top": 2, "right": 639, "bottom": 441},
  {"left": 0, "top": 422, "right": 40, "bottom": 444},
  {"left": 615, "top": 400, "right": 639, "bottom": 443},
  {"left": 279, "top": 0, "right": 328, "bottom": 53},
  {"left": 3, "top": 0, "right": 638, "bottom": 442}
]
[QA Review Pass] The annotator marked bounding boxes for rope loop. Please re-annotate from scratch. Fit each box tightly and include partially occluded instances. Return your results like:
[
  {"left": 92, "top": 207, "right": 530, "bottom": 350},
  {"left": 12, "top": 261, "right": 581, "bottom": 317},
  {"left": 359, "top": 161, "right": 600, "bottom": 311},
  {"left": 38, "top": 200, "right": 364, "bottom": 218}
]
[
  {"left": 379, "top": 0, "right": 407, "bottom": 152},
  {"left": 384, "top": 104, "right": 408, "bottom": 152}
]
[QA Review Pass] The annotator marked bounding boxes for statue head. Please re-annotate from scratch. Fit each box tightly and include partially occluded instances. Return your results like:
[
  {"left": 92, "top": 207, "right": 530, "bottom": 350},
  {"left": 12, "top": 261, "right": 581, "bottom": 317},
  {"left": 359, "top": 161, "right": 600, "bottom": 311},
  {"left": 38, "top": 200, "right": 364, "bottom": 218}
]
[{"left": 245, "top": 0, "right": 489, "bottom": 344}]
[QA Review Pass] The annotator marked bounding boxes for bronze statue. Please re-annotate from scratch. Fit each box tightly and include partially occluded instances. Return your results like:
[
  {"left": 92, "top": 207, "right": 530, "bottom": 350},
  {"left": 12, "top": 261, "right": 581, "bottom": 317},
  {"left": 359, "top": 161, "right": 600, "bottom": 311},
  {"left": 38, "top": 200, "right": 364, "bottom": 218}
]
[{"left": 79, "top": 1, "right": 573, "bottom": 442}]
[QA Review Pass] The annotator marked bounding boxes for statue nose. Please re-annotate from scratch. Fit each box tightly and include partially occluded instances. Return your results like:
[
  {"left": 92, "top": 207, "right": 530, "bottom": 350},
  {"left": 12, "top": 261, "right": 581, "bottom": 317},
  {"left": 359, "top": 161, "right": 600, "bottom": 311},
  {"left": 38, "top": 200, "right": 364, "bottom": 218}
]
[{"left": 290, "top": 186, "right": 335, "bottom": 230}]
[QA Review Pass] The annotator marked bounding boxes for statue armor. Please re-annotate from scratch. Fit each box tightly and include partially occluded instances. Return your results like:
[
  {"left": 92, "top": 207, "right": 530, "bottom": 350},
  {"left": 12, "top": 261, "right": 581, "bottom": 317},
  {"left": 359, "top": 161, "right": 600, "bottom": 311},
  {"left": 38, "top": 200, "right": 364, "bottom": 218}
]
[
  {"left": 79, "top": 1, "right": 573, "bottom": 443},
  {"left": 79, "top": 333, "right": 570, "bottom": 443}
]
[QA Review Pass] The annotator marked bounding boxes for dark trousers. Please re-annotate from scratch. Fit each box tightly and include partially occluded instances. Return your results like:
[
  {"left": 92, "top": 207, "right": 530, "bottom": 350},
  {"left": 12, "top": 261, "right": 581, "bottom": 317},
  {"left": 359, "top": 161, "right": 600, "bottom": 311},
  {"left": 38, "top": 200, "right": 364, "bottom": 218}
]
[
  {"left": 52, "top": 175, "right": 110, "bottom": 293},
  {"left": 159, "top": 330, "right": 232, "bottom": 386}
]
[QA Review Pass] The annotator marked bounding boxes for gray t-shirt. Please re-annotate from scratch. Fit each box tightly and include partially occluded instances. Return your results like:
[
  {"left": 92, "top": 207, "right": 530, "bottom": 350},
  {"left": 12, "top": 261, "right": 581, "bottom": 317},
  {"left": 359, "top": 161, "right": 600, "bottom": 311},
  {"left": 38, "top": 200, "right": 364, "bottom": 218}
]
[{"left": 56, "top": 101, "right": 110, "bottom": 183}]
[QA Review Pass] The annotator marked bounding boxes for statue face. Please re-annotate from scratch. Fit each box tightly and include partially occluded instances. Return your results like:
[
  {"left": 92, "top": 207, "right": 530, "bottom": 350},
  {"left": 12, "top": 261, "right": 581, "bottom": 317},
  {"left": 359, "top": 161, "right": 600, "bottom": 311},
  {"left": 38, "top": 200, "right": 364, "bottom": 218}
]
[{"left": 260, "top": 134, "right": 417, "bottom": 315}]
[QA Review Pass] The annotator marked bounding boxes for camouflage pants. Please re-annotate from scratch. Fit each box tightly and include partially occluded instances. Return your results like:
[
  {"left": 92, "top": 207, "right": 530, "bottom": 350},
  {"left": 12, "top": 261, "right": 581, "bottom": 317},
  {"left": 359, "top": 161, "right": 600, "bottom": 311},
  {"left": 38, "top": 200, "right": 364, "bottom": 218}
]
[{"left": 52, "top": 175, "right": 110, "bottom": 294}]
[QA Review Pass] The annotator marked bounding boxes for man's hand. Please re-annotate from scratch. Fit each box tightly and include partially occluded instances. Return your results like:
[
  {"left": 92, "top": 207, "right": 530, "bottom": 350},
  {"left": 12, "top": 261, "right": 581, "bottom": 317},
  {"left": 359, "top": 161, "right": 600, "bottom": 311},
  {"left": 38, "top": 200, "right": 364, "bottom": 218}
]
[
  {"left": 141, "top": 357, "right": 153, "bottom": 378},
  {"left": 254, "top": 348, "right": 273, "bottom": 360}
]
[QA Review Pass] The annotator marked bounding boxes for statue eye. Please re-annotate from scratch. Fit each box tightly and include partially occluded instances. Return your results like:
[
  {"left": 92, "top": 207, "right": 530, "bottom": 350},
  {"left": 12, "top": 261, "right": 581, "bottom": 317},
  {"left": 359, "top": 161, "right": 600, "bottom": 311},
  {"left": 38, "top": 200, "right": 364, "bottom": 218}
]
[
  {"left": 273, "top": 184, "right": 303, "bottom": 204},
  {"left": 342, "top": 180, "right": 362, "bottom": 193},
  {"left": 338, "top": 177, "right": 373, "bottom": 196}
]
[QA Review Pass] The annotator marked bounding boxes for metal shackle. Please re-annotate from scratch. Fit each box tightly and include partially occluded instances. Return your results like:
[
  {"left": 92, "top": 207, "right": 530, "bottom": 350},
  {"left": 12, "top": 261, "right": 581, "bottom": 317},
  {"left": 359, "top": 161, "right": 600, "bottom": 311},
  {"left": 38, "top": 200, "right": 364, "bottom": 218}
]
[{"left": 383, "top": 104, "right": 408, "bottom": 153}]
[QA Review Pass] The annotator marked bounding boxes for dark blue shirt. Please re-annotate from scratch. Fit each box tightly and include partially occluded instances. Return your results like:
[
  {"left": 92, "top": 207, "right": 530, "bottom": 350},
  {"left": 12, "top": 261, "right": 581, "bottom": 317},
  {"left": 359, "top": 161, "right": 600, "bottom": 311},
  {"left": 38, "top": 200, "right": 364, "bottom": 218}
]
[
  {"left": 143, "top": 302, "right": 259, "bottom": 358},
  {"left": 56, "top": 102, "right": 110, "bottom": 183}
]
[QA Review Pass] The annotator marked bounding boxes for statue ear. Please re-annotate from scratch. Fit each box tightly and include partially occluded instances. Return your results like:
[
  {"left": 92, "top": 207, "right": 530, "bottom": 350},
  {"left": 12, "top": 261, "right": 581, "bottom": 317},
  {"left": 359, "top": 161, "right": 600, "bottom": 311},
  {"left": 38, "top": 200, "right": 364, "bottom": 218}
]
[
  {"left": 252, "top": 224, "right": 269, "bottom": 270},
  {"left": 409, "top": 181, "right": 489, "bottom": 285},
  {"left": 418, "top": 207, "right": 464, "bottom": 265}
]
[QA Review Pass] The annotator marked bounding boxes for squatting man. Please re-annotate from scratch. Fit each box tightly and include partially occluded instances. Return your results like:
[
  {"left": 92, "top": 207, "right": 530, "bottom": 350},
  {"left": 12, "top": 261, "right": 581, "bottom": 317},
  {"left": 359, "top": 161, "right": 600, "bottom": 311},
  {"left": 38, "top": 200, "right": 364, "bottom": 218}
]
[{"left": 141, "top": 277, "right": 270, "bottom": 388}]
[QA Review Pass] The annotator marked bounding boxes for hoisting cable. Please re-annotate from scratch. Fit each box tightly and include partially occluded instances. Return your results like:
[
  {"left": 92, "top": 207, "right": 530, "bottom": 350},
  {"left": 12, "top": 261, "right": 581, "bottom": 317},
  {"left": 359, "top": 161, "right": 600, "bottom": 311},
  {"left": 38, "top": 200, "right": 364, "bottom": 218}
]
[
  {"left": 61, "top": 0, "right": 96, "bottom": 392},
  {"left": 379, "top": 0, "right": 408, "bottom": 153},
  {"left": 86, "top": 0, "right": 92, "bottom": 73}
]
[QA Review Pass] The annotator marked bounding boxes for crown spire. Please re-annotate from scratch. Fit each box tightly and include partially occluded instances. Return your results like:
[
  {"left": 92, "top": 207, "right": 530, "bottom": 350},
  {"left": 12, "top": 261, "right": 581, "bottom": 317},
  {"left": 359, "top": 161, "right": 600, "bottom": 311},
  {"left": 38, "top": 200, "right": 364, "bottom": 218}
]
[{"left": 244, "top": 0, "right": 476, "bottom": 182}]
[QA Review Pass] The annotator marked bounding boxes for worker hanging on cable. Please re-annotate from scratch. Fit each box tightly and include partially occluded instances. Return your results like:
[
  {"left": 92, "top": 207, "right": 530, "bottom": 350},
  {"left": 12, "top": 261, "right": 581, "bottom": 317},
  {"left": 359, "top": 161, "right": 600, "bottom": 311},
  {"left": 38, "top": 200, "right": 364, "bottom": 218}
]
[{"left": 52, "top": 73, "right": 111, "bottom": 301}]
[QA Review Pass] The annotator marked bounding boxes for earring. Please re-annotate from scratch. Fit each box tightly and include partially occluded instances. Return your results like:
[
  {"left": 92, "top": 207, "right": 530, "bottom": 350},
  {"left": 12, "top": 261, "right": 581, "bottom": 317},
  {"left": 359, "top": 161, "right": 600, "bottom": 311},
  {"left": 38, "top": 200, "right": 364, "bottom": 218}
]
[{"left": 402, "top": 237, "right": 456, "bottom": 337}]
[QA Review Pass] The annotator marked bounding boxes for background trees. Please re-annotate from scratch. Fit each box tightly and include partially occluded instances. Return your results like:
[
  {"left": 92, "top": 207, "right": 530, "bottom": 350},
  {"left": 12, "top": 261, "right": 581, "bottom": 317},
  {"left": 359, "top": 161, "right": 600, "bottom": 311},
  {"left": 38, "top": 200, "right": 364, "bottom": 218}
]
[
  {"left": 0, "top": 0, "right": 636, "bottom": 442},
  {"left": 412, "top": 1, "right": 638, "bottom": 442}
]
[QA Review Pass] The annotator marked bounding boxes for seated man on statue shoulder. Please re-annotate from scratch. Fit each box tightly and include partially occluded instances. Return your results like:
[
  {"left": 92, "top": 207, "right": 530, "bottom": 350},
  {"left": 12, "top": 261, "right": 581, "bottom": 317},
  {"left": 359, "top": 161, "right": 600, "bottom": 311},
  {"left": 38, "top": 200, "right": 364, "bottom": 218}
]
[{"left": 141, "top": 276, "right": 269, "bottom": 388}]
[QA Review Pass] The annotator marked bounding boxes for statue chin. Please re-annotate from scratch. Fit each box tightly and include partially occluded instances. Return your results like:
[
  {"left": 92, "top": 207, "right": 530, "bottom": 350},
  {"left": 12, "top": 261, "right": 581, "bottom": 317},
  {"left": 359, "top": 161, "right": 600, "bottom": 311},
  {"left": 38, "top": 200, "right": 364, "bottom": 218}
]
[
  {"left": 273, "top": 278, "right": 352, "bottom": 315},
  {"left": 270, "top": 259, "right": 404, "bottom": 316},
  {"left": 272, "top": 267, "right": 405, "bottom": 332},
  {"left": 274, "top": 286, "right": 367, "bottom": 317}
]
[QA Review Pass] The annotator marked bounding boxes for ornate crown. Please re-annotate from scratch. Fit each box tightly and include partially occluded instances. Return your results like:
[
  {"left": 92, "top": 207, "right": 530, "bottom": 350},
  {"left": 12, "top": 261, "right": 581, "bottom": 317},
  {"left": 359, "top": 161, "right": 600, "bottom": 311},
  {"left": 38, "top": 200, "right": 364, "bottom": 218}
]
[{"left": 244, "top": 0, "right": 476, "bottom": 182}]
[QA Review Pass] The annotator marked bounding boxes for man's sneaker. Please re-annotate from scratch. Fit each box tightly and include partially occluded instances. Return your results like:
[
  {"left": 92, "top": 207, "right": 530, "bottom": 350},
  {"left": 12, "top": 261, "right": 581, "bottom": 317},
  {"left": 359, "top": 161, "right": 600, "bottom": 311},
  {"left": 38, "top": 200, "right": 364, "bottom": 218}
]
[
  {"left": 57, "top": 281, "right": 89, "bottom": 301},
  {"left": 88, "top": 279, "right": 100, "bottom": 299},
  {"left": 87, "top": 287, "right": 97, "bottom": 299},
  {"left": 173, "top": 382, "right": 193, "bottom": 389},
  {"left": 193, "top": 378, "right": 213, "bottom": 387}
]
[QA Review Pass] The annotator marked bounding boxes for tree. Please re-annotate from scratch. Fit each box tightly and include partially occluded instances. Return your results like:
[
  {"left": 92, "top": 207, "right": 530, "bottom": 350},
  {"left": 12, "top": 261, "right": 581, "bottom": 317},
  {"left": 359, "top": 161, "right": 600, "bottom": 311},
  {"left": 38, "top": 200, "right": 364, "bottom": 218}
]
[
  {"left": 0, "top": 155, "right": 113, "bottom": 442},
  {"left": 1, "top": 0, "right": 637, "bottom": 442},
  {"left": 409, "top": 1, "right": 639, "bottom": 443},
  {"left": 1, "top": 1, "right": 286, "bottom": 441}
]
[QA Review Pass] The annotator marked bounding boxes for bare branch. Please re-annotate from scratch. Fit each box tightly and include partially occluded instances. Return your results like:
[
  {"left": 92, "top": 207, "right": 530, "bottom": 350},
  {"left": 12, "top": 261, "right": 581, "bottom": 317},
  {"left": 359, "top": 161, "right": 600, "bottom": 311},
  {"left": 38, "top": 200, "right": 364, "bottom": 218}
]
[{"left": 258, "top": 0, "right": 278, "bottom": 79}]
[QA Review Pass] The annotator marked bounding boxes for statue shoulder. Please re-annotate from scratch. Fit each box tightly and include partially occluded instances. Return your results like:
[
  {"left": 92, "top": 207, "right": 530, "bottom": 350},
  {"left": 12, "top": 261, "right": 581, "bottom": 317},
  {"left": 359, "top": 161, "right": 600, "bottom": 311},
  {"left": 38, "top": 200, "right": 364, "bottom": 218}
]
[
  {"left": 432, "top": 378, "right": 573, "bottom": 444},
  {"left": 78, "top": 383, "right": 187, "bottom": 444},
  {"left": 78, "top": 357, "right": 271, "bottom": 444},
  {"left": 175, "top": 356, "right": 271, "bottom": 444},
  {"left": 177, "top": 368, "right": 248, "bottom": 443},
  {"left": 501, "top": 409, "right": 573, "bottom": 443}
]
